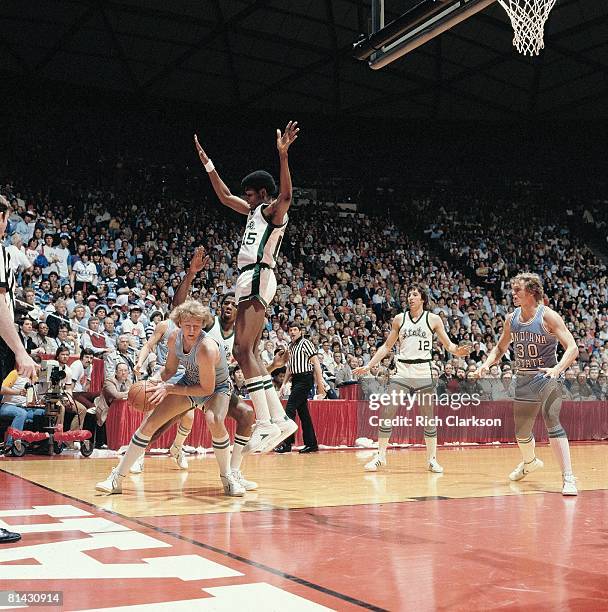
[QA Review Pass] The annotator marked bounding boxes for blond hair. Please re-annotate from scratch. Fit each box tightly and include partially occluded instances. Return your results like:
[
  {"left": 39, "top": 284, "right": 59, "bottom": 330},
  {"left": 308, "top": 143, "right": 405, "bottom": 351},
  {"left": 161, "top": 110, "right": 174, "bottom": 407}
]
[
  {"left": 170, "top": 299, "right": 213, "bottom": 328},
  {"left": 511, "top": 273, "right": 544, "bottom": 304}
]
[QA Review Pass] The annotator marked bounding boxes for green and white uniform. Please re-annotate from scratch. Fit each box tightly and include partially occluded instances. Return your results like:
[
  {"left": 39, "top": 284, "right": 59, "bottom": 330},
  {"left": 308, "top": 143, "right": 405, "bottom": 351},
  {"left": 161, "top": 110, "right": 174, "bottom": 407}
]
[
  {"left": 235, "top": 204, "right": 287, "bottom": 307},
  {"left": 393, "top": 310, "right": 434, "bottom": 391},
  {"left": 207, "top": 316, "right": 236, "bottom": 366}
]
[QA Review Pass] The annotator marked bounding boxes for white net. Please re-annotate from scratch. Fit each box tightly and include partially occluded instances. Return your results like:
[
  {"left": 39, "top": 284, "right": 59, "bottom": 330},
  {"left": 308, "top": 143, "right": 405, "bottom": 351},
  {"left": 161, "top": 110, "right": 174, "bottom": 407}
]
[{"left": 497, "top": 0, "right": 557, "bottom": 56}]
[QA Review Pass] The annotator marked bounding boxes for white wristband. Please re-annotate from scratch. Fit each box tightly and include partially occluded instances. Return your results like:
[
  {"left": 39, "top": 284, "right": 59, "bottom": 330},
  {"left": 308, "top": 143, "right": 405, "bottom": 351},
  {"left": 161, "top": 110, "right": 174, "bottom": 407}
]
[{"left": 204, "top": 159, "right": 215, "bottom": 173}]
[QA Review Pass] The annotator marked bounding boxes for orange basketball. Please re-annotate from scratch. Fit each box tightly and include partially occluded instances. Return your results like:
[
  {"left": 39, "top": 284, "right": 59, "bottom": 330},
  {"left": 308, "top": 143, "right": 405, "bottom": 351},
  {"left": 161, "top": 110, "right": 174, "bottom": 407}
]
[{"left": 127, "top": 380, "right": 156, "bottom": 413}]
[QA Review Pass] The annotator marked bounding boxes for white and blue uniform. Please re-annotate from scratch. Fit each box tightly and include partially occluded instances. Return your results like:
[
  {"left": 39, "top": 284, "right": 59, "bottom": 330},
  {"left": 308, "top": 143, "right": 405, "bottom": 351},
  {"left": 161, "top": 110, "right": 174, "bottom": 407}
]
[
  {"left": 393, "top": 310, "right": 434, "bottom": 391},
  {"left": 235, "top": 204, "right": 287, "bottom": 307},
  {"left": 174, "top": 329, "right": 231, "bottom": 408},
  {"left": 510, "top": 305, "right": 559, "bottom": 402}
]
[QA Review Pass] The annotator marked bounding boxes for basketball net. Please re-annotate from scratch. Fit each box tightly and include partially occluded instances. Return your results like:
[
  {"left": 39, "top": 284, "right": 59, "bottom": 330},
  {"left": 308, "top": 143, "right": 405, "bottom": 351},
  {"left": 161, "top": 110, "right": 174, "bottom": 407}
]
[{"left": 497, "top": 0, "right": 556, "bottom": 56}]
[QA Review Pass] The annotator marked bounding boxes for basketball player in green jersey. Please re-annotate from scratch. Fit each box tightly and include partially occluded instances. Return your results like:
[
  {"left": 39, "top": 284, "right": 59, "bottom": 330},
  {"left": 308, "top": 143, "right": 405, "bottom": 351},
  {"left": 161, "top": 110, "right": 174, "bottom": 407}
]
[{"left": 194, "top": 124, "right": 299, "bottom": 454}]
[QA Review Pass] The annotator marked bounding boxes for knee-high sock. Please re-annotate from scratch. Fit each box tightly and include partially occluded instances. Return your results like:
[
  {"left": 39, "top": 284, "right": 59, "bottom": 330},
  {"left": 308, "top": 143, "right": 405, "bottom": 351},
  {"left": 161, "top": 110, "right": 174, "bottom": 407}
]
[
  {"left": 231, "top": 434, "right": 250, "bottom": 471},
  {"left": 516, "top": 433, "right": 536, "bottom": 463},
  {"left": 117, "top": 427, "right": 150, "bottom": 476},
  {"left": 245, "top": 376, "right": 271, "bottom": 422},
  {"left": 213, "top": 436, "right": 231, "bottom": 477},
  {"left": 172, "top": 421, "right": 192, "bottom": 451},
  {"left": 548, "top": 425, "right": 572, "bottom": 474},
  {"left": 424, "top": 428, "right": 438, "bottom": 461},
  {"left": 263, "top": 376, "right": 286, "bottom": 421}
]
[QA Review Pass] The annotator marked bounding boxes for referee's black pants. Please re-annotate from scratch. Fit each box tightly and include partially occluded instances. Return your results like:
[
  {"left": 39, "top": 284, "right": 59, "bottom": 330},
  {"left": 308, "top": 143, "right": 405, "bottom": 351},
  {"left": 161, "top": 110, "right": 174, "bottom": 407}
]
[
  {"left": 0, "top": 337, "right": 15, "bottom": 381},
  {"left": 285, "top": 372, "right": 318, "bottom": 448},
  {"left": 0, "top": 337, "right": 16, "bottom": 404}
]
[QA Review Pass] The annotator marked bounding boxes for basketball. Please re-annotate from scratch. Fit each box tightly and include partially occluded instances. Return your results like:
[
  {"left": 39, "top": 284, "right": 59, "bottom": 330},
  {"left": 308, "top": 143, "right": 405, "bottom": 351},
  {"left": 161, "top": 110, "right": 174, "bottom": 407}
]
[{"left": 127, "top": 380, "right": 156, "bottom": 412}]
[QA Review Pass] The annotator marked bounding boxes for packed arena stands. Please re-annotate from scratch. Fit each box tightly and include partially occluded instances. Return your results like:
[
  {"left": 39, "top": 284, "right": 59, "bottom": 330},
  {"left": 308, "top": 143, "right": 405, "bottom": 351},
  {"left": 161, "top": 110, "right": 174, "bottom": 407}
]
[{"left": 2, "top": 110, "right": 607, "bottom": 445}]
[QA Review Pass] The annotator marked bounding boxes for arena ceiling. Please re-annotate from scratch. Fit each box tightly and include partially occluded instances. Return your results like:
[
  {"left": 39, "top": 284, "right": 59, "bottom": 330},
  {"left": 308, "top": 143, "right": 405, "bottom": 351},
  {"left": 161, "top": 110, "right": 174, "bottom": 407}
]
[{"left": 1, "top": 0, "right": 607, "bottom": 121}]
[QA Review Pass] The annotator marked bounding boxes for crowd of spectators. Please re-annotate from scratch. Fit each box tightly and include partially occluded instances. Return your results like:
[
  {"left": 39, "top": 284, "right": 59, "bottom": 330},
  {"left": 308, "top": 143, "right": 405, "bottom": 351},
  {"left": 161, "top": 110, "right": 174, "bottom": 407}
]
[{"left": 1, "top": 114, "right": 607, "bottom": 431}]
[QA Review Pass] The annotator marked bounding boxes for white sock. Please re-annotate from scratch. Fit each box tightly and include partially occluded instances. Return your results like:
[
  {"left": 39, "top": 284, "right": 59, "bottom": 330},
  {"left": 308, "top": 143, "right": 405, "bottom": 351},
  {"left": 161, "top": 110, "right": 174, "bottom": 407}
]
[
  {"left": 378, "top": 425, "right": 391, "bottom": 458},
  {"left": 516, "top": 434, "right": 536, "bottom": 463},
  {"left": 548, "top": 427, "right": 572, "bottom": 474},
  {"left": 213, "top": 436, "right": 231, "bottom": 476},
  {"left": 245, "top": 376, "right": 271, "bottom": 422},
  {"left": 263, "top": 376, "right": 286, "bottom": 421},
  {"left": 172, "top": 419, "right": 193, "bottom": 451},
  {"left": 424, "top": 428, "right": 438, "bottom": 461},
  {"left": 117, "top": 427, "right": 150, "bottom": 477},
  {"left": 231, "top": 434, "right": 250, "bottom": 471}
]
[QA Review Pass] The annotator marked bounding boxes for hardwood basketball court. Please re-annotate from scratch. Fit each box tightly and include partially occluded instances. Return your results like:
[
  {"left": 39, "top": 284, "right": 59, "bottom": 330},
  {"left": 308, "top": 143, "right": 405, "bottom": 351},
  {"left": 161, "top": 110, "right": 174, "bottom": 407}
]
[{"left": 1, "top": 443, "right": 606, "bottom": 610}]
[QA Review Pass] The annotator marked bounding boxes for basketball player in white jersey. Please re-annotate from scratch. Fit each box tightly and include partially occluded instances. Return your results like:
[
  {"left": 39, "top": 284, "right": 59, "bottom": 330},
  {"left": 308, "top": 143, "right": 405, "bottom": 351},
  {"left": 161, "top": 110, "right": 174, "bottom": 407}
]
[
  {"left": 96, "top": 300, "right": 245, "bottom": 497},
  {"left": 354, "top": 286, "right": 472, "bottom": 472},
  {"left": 194, "top": 124, "right": 299, "bottom": 454},
  {"left": 476, "top": 273, "right": 579, "bottom": 495}
]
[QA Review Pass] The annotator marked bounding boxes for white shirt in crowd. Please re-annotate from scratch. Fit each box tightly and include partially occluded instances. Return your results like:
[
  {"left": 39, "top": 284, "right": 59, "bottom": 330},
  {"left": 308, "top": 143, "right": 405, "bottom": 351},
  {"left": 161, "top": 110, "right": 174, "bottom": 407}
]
[{"left": 73, "top": 260, "right": 97, "bottom": 283}]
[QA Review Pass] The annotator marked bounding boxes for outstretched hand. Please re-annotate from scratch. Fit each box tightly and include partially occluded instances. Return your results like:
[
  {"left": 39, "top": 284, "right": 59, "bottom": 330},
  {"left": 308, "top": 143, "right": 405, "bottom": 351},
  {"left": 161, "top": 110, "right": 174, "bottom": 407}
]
[
  {"left": 276, "top": 121, "right": 299, "bottom": 156},
  {"left": 189, "top": 246, "right": 209, "bottom": 275},
  {"left": 454, "top": 342, "right": 474, "bottom": 357},
  {"left": 194, "top": 134, "right": 209, "bottom": 164}
]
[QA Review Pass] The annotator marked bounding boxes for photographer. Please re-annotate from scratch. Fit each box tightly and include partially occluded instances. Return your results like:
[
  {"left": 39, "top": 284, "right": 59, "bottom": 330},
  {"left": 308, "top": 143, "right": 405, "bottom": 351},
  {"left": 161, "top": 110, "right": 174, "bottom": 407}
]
[
  {"left": 0, "top": 370, "right": 45, "bottom": 454},
  {"left": 49, "top": 345, "right": 87, "bottom": 432}
]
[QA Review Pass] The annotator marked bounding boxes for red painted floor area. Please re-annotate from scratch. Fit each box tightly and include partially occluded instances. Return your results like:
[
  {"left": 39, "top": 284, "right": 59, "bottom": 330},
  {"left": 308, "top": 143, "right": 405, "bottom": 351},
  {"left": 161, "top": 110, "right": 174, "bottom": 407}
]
[
  {"left": 145, "top": 492, "right": 608, "bottom": 611},
  {"left": 0, "top": 472, "right": 365, "bottom": 610},
  {"left": 1, "top": 470, "right": 608, "bottom": 610}
]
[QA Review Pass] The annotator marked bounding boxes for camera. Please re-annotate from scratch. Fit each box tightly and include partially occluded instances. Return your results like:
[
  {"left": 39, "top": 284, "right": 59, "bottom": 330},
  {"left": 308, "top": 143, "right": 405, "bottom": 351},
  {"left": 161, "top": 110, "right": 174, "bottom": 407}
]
[{"left": 45, "top": 367, "right": 67, "bottom": 414}]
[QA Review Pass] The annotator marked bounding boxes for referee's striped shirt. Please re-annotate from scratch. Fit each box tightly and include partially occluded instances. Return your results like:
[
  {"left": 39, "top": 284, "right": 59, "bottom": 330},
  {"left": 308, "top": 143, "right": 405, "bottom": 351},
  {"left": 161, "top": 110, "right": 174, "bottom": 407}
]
[
  {"left": 288, "top": 336, "right": 316, "bottom": 375},
  {"left": 0, "top": 245, "right": 16, "bottom": 322}
]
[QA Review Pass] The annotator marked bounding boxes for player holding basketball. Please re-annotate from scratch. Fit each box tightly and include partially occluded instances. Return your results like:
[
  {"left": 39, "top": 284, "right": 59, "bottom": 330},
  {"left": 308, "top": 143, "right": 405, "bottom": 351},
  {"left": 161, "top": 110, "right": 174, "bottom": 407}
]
[
  {"left": 132, "top": 248, "right": 256, "bottom": 491},
  {"left": 194, "top": 123, "right": 299, "bottom": 453},
  {"left": 354, "top": 286, "right": 472, "bottom": 472},
  {"left": 476, "top": 273, "right": 578, "bottom": 495},
  {"left": 96, "top": 300, "right": 246, "bottom": 496}
]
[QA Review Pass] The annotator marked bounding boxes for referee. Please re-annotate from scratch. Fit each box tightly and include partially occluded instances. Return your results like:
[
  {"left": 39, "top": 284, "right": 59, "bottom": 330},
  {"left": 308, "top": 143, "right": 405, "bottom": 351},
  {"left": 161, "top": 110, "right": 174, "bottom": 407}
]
[
  {"left": 275, "top": 323, "right": 326, "bottom": 454},
  {"left": 0, "top": 196, "right": 37, "bottom": 544}
]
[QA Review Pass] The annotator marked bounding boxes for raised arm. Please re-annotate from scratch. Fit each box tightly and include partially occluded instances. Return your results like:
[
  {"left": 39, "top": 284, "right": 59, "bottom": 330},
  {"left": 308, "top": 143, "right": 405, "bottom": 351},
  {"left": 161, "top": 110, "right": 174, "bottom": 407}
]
[
  {"left": 267, "top": 121, "right": 299, "bottom": 225},
  {"left": 541, "top": 309, "right": 579, "bottom": 377},
  {"left": 194, "top": 135, "right": 249, "bottom": 215},
  {"left": 171, "top": 246, "right": 210, "bottom": 309},
  {"left": 353, "top": 314, "right": 402, "bottom": 376}
]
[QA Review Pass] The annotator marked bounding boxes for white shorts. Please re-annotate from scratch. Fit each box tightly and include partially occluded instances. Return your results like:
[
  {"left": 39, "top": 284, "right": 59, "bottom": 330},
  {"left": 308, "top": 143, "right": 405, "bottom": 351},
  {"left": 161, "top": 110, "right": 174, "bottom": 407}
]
[
  {"left": 392, "top": 360, "right": 434, "bottom": 392},
  {"left": 235, "top": 265, "right": 277, "bottom": 308}
]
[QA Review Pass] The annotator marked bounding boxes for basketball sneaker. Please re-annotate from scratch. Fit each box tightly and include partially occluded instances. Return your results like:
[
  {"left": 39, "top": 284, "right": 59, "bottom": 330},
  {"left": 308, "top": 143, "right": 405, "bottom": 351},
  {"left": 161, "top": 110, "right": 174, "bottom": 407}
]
[
  {"left": 428, "top": 458, "right": 444, "bottom": 473},
  {"left": 509, "top": 457, "right": 544, "bottom": 481},
  {"left": 220, "top": 472, "right": 246, "bottom": 497},
  {"left": 232, "top": 469, "right": 258, "bottom": 491},
  {"left": 243, "top": 421, "right": 281, "bottom": 454},
  {"left": 562, "top": 473, "right": 578, "bottom": 496},
  {"left": 169, "top": 444, "right": 188, "bottom": 470},
  {"left": 364, "top": 453, "right": 387, "bottom": 471},
  {"left": 260, "top": 416, "right": 299, "bottom": 452},
  {"left": 129, "top": 455, "right": 145, "bottom": 474},
  {"left": 95, "top": 468, "right": 123, "bottom": 494}
]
